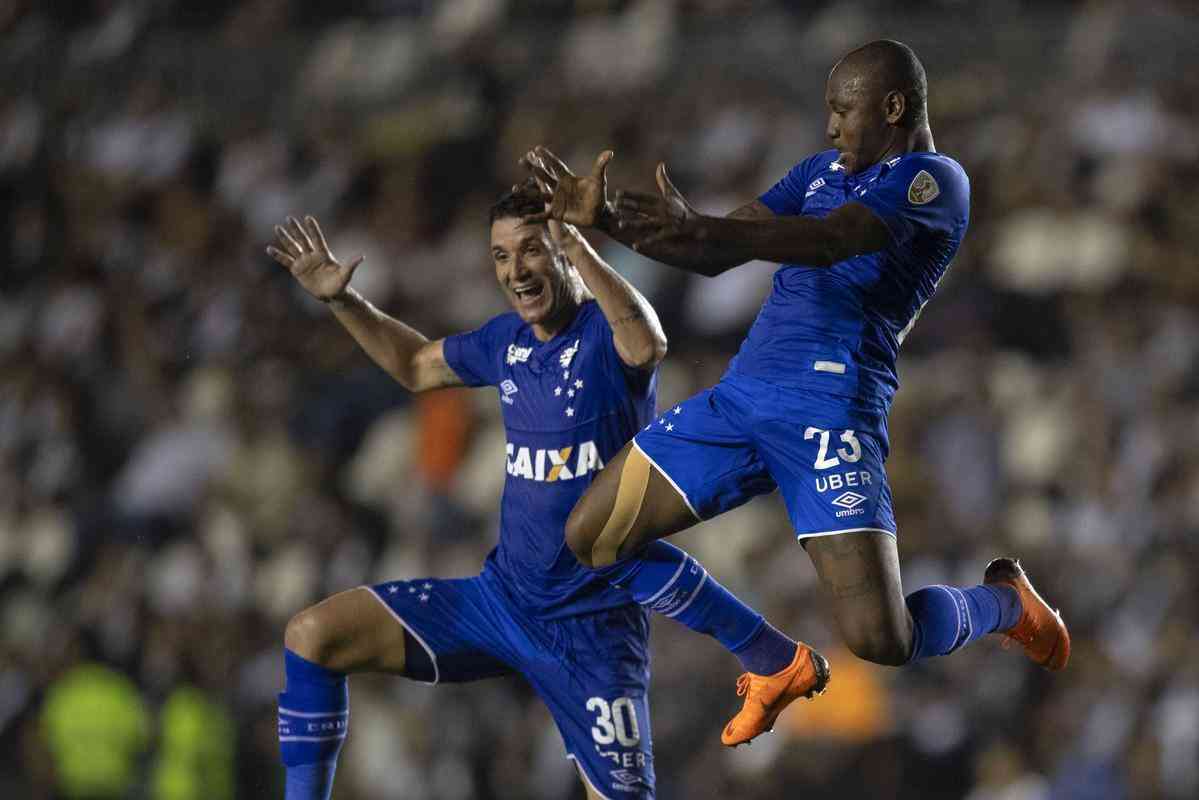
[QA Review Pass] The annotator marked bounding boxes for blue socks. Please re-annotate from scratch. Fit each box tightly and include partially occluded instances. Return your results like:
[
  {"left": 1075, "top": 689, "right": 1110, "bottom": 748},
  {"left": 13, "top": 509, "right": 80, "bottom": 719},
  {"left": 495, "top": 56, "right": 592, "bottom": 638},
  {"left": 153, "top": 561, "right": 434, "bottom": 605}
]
[
  {"left": 278, "top": 649, "right": 348, "bottom": 800},
  {"left": 905, "top": 584, "right": 1021, "bottom": 662},
  {"left": 601, "top": 541, "right": 798, "bottom": 675},
  {"left": 732, "top": 621, "right": 801, "bottom": 676}
]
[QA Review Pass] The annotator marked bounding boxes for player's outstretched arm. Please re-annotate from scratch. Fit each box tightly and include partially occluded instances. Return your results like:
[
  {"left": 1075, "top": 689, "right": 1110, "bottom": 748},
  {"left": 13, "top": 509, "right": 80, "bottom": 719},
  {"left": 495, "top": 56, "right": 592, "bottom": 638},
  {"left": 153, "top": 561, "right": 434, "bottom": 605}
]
[
  {"left": 525, "top": 146, "right": 748, "bottom": 275},
  {"left": 548, "top": 219, "right": 667, "bottom": 370},
  {"left": 522, "top": 148, "right": 853, "bottom": 278},
  {"left": 266, "top": 215, "right": 462, "bottom": 393},
  {"left": 614, "top": 163, "right": 893, "bottom": 274}
]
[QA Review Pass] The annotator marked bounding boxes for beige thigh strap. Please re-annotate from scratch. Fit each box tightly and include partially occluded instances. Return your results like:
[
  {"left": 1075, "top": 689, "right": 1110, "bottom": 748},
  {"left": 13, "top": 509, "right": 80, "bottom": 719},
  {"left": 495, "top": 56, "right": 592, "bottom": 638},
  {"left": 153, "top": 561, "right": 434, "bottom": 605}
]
[{"left": 590, "top": 447, "right": 651, "bottom": 566}]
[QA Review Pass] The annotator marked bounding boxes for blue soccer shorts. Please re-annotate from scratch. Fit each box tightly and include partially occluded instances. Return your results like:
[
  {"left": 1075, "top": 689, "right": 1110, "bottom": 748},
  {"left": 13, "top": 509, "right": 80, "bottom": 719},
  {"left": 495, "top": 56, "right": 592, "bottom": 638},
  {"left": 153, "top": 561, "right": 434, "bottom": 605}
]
[
  {"left": 368, "top": 571, "right": 655, "bottom": 799},
  {"left": 634, "top": 374, "right": 897, "bottom": 542}
]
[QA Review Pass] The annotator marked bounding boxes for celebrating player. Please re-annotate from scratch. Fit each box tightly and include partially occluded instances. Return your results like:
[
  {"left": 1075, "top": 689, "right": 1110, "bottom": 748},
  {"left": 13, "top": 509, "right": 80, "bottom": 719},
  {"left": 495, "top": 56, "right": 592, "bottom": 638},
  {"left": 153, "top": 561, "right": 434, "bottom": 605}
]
[
  {"left": 265, "top": 186, "right": 823, "bottom": 799},
  {"left": 524, "top": 39, "right": 1070, "bottom": 748}
]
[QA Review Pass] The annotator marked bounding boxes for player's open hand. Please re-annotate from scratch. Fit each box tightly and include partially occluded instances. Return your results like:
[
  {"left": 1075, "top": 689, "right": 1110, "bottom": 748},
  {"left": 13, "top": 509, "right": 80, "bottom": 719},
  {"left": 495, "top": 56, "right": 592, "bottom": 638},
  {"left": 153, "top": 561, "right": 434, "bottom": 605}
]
[
  {"left": 266, "top": 215, "right": 363, "bottom": 303},
  {"left": 613, "top": 163, "right": 705, "bottom": 251},
  {"left": 520, "top": 147, "right": 614, "bottom": 228}
]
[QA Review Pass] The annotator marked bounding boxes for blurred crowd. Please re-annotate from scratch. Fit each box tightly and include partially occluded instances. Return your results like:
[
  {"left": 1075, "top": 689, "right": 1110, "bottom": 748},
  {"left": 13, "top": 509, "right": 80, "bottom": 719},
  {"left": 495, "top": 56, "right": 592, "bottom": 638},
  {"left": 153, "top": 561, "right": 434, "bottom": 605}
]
[{"left": 2, "top": 0, "right": 1198, "bottom": 798}]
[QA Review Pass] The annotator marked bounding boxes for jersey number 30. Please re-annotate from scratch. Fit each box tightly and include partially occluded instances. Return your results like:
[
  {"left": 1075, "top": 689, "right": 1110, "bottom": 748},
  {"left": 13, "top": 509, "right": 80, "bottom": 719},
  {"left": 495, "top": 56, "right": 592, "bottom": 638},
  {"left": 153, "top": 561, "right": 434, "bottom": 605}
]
[
  {"left": 804, "top": 427, "right": 862, "bottom": 470},
  {"left": 588, "top": 696, "right": 641, "bottom": 747}
]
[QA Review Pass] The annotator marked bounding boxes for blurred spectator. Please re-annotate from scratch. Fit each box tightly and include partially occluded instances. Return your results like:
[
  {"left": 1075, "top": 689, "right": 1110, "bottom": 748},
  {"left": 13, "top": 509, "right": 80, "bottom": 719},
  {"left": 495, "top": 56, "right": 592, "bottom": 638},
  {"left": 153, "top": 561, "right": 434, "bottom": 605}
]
[{"left": 40, "top": 662, "right": 150, "bottom": 799}]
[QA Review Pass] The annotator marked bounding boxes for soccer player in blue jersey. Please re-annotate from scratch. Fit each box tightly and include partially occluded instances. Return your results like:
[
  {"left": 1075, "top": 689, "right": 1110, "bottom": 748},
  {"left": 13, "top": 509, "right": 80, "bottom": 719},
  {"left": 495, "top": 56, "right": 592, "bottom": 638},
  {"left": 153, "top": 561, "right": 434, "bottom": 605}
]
[
  {"left": 264, "top": 186, "right": 823, "bottom": 799},
  {"left": 524, "top": 39, "right": 1071, "bottom": 747}
]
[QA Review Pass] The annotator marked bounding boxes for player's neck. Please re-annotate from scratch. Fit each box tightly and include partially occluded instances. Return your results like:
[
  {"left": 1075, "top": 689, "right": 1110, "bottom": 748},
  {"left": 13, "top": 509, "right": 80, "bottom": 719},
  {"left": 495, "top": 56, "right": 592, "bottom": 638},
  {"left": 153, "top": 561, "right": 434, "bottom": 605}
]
[
  {"left": 532, "top": 295, "right": 582, "bottom": 342},
  {"left": 879, "top": 125, "right": 935, "bottom": 164}
]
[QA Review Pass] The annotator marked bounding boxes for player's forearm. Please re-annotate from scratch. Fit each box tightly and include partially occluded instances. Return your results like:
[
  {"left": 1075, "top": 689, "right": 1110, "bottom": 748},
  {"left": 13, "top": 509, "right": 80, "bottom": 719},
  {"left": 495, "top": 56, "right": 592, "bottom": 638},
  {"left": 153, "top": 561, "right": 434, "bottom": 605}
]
[
  {"left": 598, "top": 210, "right": 744, "bottom": 277},
  {"left": 560, "top": 228, "right": 667, "bottom": 369},
  {"left": 684, "top": 214, "right": 851, "bottom": 268},
  {"left": 327, "top": 287, "right": 430, "bottom": 389}
]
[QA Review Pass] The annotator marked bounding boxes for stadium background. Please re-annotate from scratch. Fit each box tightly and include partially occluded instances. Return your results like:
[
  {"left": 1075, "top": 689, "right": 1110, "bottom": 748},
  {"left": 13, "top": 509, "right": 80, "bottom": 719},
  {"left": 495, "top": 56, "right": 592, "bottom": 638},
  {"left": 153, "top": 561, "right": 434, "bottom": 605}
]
[{"left": 2, "top": 0, "right": 1197, "bottom": 798}]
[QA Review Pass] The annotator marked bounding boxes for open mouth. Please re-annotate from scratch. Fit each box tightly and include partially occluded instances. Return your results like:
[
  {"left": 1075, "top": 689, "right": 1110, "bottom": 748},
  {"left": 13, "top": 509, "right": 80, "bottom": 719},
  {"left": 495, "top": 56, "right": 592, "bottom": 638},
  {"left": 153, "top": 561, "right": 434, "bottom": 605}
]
[{"left": 512, "top": 282, "right": 545, "bottom": 306}]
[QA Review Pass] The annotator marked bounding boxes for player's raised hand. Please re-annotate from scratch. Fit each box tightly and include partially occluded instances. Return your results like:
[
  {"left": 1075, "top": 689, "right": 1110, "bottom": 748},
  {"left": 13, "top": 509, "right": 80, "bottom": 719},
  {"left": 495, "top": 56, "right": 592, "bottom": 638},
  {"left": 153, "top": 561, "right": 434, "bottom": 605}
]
[
  {"left": 520, "top": 147, "right": 614, "bottom": 228},
  {"left": 266, "top": 215, "right": 364, "bottom": 303},
  {"left": 614, "top": 163, "right": 705, "bottom": 251}
]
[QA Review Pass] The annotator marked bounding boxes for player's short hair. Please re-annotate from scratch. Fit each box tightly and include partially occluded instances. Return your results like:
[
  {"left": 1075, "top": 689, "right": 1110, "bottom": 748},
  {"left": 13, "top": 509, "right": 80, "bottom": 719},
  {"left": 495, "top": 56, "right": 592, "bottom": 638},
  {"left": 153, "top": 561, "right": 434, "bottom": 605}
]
[
  {"left": 840, "top": 39, "right": 928, "bottom": 126},
  {"left": 489, "top": 184, "right": 545, "bottom": 226}
]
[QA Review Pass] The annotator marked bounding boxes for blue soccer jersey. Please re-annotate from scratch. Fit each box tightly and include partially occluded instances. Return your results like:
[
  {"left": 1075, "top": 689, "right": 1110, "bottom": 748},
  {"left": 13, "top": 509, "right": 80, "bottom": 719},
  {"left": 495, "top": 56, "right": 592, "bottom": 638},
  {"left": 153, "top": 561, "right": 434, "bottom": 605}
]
[
  {"left": 442, "top": 299, "right": 657, "bottom": 619},
  {"left": 634, "top": 149, "right": 968, "bottom": 541},
  {"left": 732, "top": 149, "right": 970, "bottom": 446}
]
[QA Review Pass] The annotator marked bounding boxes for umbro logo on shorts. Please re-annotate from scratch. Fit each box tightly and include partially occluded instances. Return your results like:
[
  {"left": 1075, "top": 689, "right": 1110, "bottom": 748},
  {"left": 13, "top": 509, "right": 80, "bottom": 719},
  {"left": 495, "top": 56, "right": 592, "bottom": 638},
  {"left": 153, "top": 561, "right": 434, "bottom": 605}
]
[
  {"left": 831, "top": 491, "right": 866, "bottom": 509},
  {"left": 831, "top": 492, "right": 867, "bottom": 517}
]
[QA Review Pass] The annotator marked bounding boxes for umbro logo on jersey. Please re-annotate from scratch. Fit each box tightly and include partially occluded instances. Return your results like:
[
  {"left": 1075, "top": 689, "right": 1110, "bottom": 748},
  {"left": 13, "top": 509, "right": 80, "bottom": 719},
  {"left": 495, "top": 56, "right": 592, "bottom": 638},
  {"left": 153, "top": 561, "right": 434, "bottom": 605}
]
[
  {"left": 500, "top": 379, "right": 519, "bottom": 404},
  {"left": 506, "top": 440, "right": 604, "bottom": 482},
  {"left": 506, "top": 344, "right": 532, "bottom": 365},
  {"left": 908, "top": 170, "right": 940, "bottom": 205}
]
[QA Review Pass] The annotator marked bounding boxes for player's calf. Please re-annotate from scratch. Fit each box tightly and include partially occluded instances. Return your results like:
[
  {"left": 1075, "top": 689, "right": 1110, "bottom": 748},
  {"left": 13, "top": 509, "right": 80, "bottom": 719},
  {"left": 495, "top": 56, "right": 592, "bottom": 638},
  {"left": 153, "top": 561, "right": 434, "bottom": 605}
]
[
  {"left": 278, "top": 646, "right": 349, "bottom": 800},
  {"left": 278, "top": 588, "right": 409, "bottom": 800},
  {"left": 900, "top": 559, "right": 1068, "bottom": 670}
]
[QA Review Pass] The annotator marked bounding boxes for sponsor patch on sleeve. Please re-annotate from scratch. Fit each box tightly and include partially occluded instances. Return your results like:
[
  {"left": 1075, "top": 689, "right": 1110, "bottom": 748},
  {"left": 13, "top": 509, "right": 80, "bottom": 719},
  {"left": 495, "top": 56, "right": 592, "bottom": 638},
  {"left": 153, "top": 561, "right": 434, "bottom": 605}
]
[{"left": 907, "top": 169, "right": 940, "bottom": 204}]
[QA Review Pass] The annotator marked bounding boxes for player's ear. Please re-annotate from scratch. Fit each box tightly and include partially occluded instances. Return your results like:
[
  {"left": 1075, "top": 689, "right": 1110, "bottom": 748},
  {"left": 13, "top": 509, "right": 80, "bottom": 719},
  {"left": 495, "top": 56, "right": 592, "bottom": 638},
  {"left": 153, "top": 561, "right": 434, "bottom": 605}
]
[{"left": 884, "top": 89, "right": 906, "bottom": 125}]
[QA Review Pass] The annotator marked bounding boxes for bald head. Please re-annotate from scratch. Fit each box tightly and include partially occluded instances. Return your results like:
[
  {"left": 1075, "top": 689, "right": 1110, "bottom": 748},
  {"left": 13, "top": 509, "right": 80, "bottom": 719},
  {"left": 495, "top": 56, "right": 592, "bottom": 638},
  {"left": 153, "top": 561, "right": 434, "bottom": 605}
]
[{"left": 831, "top": 40, "right": 928, "bottom": 127}]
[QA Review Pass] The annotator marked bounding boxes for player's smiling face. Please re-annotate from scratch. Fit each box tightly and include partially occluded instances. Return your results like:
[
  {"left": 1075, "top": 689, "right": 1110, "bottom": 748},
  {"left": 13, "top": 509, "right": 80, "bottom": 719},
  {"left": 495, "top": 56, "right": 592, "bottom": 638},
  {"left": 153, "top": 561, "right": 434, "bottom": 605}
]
[
  {"left": 824, "top": 70, "right": 892, "bottom": 175},
  {"left": 490, "top": 216, "right": 572, "bottom": 330}
]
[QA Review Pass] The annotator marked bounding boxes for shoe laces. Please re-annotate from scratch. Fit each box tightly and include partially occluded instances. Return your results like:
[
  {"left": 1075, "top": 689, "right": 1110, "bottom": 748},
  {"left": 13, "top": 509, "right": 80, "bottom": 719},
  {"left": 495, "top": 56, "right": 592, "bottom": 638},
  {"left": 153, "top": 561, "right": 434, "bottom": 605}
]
[{"left": 735, "top": 673, "right": 751, "bottom": 697}]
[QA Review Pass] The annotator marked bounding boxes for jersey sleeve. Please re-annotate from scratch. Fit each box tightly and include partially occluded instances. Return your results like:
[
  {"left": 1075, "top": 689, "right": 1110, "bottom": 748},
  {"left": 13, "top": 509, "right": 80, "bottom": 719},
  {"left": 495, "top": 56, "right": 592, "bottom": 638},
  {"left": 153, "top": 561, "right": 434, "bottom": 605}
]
[
  {"left": 442, "top": 315, "right": 509, "bottom": 387},
  {"left": 593, "top": 307, "right": 656, "bottom": 399},
  {"left": 758, "top": 152, "right": 830, "bottom": 216},
  {"left": 857, "top": 156, "right": 970, "bottom": 247}
]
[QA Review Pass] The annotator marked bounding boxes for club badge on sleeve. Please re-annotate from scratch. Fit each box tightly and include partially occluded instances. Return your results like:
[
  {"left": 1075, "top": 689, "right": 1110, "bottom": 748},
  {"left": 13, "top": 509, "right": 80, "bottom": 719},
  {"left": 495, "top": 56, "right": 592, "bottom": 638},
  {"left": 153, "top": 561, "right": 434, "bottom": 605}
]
[{"left": 908, "top": 170, "right": 940, "bottom": 205}]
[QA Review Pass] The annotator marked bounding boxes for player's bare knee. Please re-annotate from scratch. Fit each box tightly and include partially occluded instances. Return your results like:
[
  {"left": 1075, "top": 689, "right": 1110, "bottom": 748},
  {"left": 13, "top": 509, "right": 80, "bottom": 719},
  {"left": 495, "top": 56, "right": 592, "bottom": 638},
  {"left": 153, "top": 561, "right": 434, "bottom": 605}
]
[
  {"left": 565, "top": 503, "right": 602, "bottom": 568},
  {"left": 284, "top": 606, "right": 334, "bottom": 665},
  {"left": 845, "top": 629, "right": 911, "bottom": 667}
]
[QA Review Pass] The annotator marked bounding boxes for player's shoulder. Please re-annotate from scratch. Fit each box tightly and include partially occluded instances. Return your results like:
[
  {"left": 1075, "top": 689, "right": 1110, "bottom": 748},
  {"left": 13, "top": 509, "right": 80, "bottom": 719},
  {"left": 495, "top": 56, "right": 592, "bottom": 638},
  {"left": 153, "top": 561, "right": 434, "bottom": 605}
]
[
  {"left": 796, "top": 148, "right": 844, "bottom": 177},
  {"left": 888, "top": 151, "right": 968, "bottom": 187},
  {"left": 479, "top": 310, "right": 526, "bottom": 337},
  {"left": 883, "top": 151, "right": 969, "bottom": 206}
]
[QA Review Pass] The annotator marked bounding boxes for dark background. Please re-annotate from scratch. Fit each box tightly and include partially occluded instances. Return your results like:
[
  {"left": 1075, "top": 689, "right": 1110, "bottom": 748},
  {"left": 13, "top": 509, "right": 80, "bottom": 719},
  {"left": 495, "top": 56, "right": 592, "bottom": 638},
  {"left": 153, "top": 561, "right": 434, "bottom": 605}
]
[{"left": 2, "top": 1, "right": 1197, "bottom": 798}]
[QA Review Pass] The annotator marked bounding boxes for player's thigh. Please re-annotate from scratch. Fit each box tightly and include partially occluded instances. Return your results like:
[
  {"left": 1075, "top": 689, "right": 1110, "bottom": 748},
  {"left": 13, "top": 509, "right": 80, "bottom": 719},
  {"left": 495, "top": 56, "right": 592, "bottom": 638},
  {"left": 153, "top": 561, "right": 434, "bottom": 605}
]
[
  {"left": 568, "top": 386, "right": 776, "bottom": 565},
  {"left": 578, "top": 769, "right": 609, "bottom": 800},
  {"left": 804, "top": 531, "right": 913, "bottom": 664},
  {"left": 368, "top": 576, "right": 516, "bottom": 684},
  {"left": 285, "top": 587, "right": 408, "bottom": 674},
  {"left": 566, "top": 440, "right": 698, "bottom": 565}
]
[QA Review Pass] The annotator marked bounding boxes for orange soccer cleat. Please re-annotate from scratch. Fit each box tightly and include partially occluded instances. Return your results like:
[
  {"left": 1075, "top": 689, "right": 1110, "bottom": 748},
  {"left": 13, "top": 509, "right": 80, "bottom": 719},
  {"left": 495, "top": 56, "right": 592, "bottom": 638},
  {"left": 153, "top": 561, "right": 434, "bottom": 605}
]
[
  {"left": 721, "top": 643, "right": 831, "bottom": 747},
  {"left": 984, "top": 557, "right": 1070, "bottom": 671}
]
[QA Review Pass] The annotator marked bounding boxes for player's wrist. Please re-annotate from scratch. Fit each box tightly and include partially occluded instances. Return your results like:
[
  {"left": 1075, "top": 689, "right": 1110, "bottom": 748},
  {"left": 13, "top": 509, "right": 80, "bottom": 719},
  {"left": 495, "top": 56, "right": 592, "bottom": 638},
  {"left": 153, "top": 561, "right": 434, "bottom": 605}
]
[
  {"left": 596, "top": 201, "right": 620, "bottom": 234},
  {"left": 324, "top": 286, "right": 356, "bottom": 307}
]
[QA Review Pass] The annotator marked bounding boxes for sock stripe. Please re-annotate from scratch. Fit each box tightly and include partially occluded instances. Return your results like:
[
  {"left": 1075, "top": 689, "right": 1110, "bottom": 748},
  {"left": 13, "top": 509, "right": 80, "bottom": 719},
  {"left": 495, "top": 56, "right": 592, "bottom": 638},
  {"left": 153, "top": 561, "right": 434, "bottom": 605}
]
[
  {"left": 280, "top": 735, "right": 347, "bottom": 743},
  {"left": 640, "top": 555, "right": 691, "bottom": 606},
  {"left": 936, "top": 585, "right": 971, "bottom": 653},
  {"left": 279, "top": 707, "right": 349, "bottom": 719},
  {"left": 664, "top": 569, "right": 708, "bottom": 619},
  {"left": 961, "top": 588, "right": 973, "bottom": 642}
]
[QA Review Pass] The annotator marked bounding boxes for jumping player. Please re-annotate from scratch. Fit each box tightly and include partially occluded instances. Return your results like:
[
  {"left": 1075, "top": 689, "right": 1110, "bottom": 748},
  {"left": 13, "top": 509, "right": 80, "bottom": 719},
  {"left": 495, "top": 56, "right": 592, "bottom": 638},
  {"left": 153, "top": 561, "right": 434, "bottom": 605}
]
[
  {"left": 264, "top": 189, "right": 821, "bottom": 799},
  {"left": 523, "top": 39, "right": 1070, "bottom": 748}
]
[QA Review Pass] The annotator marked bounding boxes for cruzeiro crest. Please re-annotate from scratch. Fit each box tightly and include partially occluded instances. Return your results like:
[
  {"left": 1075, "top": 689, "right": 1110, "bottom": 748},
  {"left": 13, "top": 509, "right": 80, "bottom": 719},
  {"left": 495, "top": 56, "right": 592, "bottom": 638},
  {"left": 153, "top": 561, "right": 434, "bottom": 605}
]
[{"left": 907, "top": 169, "right": 940, "bottom": 205}]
